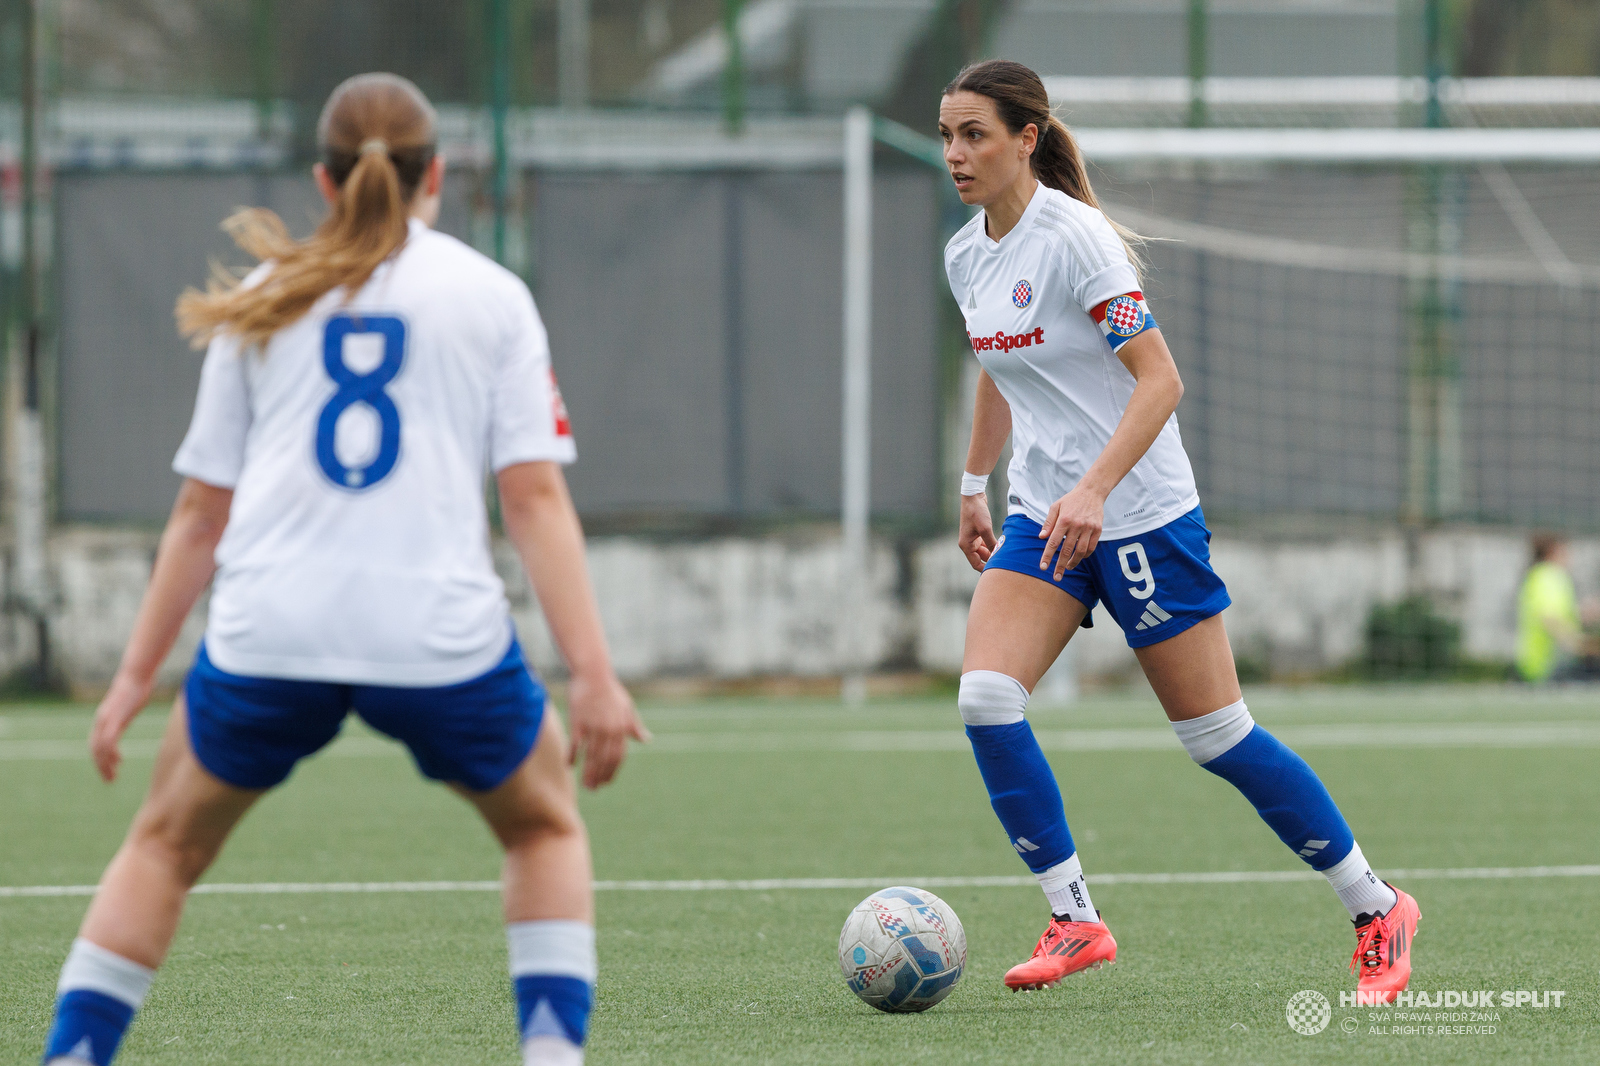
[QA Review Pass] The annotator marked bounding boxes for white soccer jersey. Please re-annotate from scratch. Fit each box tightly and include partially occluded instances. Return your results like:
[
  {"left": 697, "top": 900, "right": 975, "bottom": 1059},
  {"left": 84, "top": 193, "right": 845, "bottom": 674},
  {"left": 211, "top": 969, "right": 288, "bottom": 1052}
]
[
  {"left": 944, "top": 185, "right": 1199, "bottom": 539},
  {"left": 174, "top": 218, "right": 576, "bottom": 686}
]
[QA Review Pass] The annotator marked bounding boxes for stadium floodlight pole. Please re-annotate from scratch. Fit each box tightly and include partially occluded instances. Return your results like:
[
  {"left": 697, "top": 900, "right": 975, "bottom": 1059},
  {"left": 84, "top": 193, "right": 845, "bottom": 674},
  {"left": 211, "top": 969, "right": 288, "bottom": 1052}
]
[
  {"left": 14, "top": 0, "right": 51, "bottom": 688},
  {"left": 559, "top": 0, "right": 590, "bottom": 108},
  {"left": 840, "top": 107, "right": 872, "bottom": 706},
  {"left": 722, "top": 0, "right": 745, "bottom": 135},
  {"left": 490, "top": 0, "right": 512, "bottom": 265},
  {"left": 1401, "top": 0, "right": 1463, "bottom": 531},
  {"left": 1186, "top": 0, "right": 1208, "bottom": 129},
  {"left": 251, "top": 0, "right": 274, "bottom": 143}
]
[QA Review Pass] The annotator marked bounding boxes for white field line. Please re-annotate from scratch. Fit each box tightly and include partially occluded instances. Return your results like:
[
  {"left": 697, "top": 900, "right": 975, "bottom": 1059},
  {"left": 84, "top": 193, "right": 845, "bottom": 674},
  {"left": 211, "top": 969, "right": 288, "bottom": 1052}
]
[
  {"left": 6, "top": 722, "right": 1600, "bottom": 761},
  {"left": 4, "top": 865, "right": 1598, "bottom": 899}
]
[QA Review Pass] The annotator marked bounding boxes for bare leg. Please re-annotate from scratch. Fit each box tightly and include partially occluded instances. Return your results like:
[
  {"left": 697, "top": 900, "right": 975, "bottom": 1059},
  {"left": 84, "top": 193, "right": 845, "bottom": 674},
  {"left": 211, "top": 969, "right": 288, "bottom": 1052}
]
[
  {"left": 455, "top": 711, "right": 594, "bottom": 1065},
  {"left": 454, "top": 710, "right": 591, "bottom": 923},
  {"left": 79, "top": 696, "right": 263, "bottom": 968},
  {"left": 963, "top": 569, "right": 1090, "bottom": 687},
  {"left": 1132, "top": 614, "right": 1243, "bottom": 721}
]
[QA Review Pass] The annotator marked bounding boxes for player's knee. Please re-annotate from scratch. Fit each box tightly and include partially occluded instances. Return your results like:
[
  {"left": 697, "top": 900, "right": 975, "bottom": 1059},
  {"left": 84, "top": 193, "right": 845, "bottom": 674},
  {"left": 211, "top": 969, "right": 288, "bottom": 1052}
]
[
  {"left": 1170, "top": 698, "right": 1254, "bottom": 765},
  {"left": 496, "top": 779, "right": 584, "bottom": 852},
  {"left": 958, "top": 670, "right": 1029, "bottom": 726},
  {"left": 502, "top": 806, "right": 585, "bottom": 855},
  {"left": 129, "top": 815, "right": 223, "bottom": 886}
]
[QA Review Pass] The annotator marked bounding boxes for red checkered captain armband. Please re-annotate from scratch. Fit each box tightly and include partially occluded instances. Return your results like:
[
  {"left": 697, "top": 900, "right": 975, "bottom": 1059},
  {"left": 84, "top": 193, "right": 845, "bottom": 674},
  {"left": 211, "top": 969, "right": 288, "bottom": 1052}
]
[{"left": 1091, "top": 292, "right": 1158, "bottom": 352}]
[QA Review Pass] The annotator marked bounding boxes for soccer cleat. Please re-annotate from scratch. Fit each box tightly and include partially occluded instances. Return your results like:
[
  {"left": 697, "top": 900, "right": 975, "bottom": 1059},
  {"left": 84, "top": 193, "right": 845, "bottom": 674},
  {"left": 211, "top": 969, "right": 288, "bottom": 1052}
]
[
  {"left": 1352, "top": 883, "right": 1420, "bottom": 1001},
  {"left": 1003, "top": 913, "right": 1117, "bottom": 991}
]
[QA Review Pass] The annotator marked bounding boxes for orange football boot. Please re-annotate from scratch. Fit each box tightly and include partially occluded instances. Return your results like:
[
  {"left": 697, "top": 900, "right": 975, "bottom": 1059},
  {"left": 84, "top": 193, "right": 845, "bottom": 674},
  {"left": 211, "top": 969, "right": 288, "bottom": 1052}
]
[
  {"left": 1352, "top": 884, "right": 1420, "bottom": 1003},
  {"left": 1003, "top": 914, "right": 1117, "bottom": 991}
]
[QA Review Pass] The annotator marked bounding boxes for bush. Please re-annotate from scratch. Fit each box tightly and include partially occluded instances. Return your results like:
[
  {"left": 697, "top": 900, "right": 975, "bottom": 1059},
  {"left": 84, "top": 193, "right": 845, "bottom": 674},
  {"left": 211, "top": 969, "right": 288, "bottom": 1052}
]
[{"left": 1360, "top": 595, "right": 1461, "bottom": 679}]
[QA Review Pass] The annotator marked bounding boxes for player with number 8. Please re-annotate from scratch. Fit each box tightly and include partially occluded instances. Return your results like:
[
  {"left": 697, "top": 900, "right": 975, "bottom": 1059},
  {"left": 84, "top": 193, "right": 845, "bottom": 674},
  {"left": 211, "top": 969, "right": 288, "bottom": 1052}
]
[
  {"left": 941, "top": 60, "right": 1418, "bottom": 997},
  {"left": 37, "top": 74, "right": 646, "bottom": 1066}
]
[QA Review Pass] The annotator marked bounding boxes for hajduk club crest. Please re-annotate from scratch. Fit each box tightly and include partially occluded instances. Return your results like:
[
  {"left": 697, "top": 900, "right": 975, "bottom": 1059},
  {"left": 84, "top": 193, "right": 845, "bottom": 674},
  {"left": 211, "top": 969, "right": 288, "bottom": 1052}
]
[
  {"left": 1104, "top": 295, "right": 1145, "bottom": 336},
  {"left": 1012, "top": 279, "right": 1033, "bottom": 309}
]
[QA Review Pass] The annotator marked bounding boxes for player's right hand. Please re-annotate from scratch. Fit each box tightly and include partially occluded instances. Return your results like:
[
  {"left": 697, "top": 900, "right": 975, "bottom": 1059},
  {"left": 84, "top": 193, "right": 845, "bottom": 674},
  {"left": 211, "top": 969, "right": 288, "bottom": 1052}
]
[
  {"left": 89, "top": 671, "right": 155, "bottom": 783},
  {"left": 566, "top": 670, "right": 650, "bottom": 789},
  {"left": 958, "top": 492, "right": 998, "bottom": 572}
]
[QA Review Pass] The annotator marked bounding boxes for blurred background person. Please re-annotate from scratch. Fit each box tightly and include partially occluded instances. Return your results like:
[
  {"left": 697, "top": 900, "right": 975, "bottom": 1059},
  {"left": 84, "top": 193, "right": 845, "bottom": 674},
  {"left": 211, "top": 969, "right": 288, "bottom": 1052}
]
[{"left": 1516, "top": 533, "right": 1599, "bottom": 682}]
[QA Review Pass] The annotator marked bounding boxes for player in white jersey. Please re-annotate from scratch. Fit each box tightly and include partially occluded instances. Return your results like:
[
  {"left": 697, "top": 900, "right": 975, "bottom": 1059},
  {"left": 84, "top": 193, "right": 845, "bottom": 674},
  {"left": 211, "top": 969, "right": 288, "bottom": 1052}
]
[
  {"left": 39, "top": 75, "right": 643, "bottom": 1066},
  {"left": 939, "top": 61, "right": 1419, "bottom": 998}
]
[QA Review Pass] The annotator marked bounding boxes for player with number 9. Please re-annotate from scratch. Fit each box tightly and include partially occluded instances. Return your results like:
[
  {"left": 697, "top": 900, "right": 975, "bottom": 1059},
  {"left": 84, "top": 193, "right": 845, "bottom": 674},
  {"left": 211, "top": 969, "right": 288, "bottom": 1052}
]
[
  {"left": 38, "top": 73, "right": 647, "bottom": 1066},
  {"left": 941, "top": 60, "right": 1418, "bottom": 997}
]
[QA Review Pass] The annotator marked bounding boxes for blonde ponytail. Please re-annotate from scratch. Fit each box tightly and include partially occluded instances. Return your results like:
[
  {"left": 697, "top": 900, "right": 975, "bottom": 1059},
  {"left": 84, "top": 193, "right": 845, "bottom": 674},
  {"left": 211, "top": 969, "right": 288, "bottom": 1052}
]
[{"left": 176, "top": 73, "right": 437, "bottom": 350}]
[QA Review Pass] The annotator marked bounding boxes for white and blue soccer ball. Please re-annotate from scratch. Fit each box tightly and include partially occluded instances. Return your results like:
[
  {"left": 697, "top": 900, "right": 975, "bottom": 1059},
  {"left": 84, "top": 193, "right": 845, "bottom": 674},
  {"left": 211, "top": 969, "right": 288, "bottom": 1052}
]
[{"left": 838, "top": 886, "right": 966, "bottom": 1012}]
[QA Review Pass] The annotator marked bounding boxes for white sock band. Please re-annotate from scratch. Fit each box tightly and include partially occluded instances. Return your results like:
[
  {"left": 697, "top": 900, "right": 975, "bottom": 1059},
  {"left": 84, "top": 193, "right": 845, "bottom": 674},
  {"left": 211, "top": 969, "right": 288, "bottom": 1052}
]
[
  {"left": 1035, "top": 853, "right": 1096, "bottom": 922},
  {"left": 1323, "top": 842, "right": 1399, "bottom": 919},
  {"left": 57, "top": 938, "right": 154, "bottom": 1009},
  {"left": 1171, "top": 699, "right": 1254, "bottom": 764},
  {"left": 957, "top": 670, "right": 1029, "bottom": 726},
  {"left": 523, "top": 1036, "right": 585, "bottom": 1066},
  {"left": 508, "top": 921, "right": 597, "bottom": 983}
]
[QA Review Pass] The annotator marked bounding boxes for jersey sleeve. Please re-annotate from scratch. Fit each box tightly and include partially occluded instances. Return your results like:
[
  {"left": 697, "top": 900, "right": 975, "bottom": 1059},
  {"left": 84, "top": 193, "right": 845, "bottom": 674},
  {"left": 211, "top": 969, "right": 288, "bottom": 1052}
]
[
  {"left": 943, "top": 253, "right": 969, "bottom": 321},
  {"left": 172, "top": 336, "right": 251, "bottom": 489},
  {"left": 1061, "top": 209, "right": 1142, "bottom": 313},
  {"left": 490, "top": 284, "right": 577, "bottom": 471}
]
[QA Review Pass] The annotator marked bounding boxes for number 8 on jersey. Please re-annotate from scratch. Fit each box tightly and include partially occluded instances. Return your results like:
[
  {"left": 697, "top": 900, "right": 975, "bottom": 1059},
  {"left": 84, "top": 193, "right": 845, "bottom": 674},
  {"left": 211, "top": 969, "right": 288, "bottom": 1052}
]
[{"left": 317, "top": 313, "right": 405, "bottom": 491}]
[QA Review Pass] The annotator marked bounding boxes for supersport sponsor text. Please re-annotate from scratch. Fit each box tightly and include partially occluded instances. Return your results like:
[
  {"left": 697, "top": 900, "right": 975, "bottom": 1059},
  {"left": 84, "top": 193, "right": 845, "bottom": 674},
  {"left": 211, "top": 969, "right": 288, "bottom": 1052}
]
[{"left": 970, "top": 327, "right": 1045, "bottom": 353}]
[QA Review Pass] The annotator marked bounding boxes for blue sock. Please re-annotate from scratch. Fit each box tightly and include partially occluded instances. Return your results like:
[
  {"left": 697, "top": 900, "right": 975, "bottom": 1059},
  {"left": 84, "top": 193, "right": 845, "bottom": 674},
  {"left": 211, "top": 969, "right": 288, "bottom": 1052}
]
[
  {"left": 1179, "top": 708, "right": 1355, "bottom": 871},
  {"left": 965, "top": 721, "right": 1077, "bottom": 873},
  {"left": 508, "top": 921, "right": 596, "bottom": 1054},
  {"left": 42, "top": 940, "right": 153, "bottom": 1066},
  {"left": 513, "top": 975, "right": 594, "bottom": 1046},
  {"left": 959, "top": 671, "right": 1076, "bottom": 873}
]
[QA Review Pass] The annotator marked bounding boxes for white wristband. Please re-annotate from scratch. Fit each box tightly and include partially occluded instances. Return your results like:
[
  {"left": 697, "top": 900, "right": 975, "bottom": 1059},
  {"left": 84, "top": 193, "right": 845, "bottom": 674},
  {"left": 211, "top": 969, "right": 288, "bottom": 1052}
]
[{"left": 960, "top": 472, "right": 989, "bottom": 497}]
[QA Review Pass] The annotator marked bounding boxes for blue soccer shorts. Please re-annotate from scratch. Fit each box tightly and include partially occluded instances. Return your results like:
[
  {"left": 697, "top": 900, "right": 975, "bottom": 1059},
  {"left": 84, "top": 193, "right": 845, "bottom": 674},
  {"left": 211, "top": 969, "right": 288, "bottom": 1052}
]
[
  {"left": 184, "top": 635, "right": 547, "bottom": 792},
  {"left": 984, "top": 507, "right": 1231, "bottom": 648}
]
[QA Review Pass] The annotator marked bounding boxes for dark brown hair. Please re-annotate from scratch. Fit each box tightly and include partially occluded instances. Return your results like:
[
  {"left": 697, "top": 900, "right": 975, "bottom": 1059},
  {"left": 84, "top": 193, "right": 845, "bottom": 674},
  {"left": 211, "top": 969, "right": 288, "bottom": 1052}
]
[
  {"left": 944, "top": 59, "right": 1144, "bottom": 274},
  {"left": 1532, "top": 532, "right": 1567, "bottom": 564},
  {"left": 177, "top": 73, "right": 438, "bottom": 349}
]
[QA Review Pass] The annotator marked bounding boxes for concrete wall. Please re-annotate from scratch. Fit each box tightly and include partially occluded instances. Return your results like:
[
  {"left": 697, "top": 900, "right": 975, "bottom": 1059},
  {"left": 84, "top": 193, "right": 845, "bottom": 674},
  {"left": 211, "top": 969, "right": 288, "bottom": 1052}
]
[{"left": 16, "top": 523, "right": 1597, "bottom": 696}]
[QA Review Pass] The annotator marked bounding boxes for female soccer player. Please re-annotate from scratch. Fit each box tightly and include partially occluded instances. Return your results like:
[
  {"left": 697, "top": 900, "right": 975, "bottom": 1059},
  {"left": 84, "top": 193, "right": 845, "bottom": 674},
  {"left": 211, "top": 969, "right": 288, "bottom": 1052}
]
[
  {"left": 40, "top": 74, "right": 644, "bottom": 1066},
  {"left": 940, "top": 61, "right": 1418, "bottom": 997}
]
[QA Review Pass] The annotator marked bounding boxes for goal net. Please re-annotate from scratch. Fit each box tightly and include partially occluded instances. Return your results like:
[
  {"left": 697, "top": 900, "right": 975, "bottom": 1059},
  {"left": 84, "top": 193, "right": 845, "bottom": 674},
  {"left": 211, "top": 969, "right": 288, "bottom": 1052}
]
[{"left": 1082, "top": 138, "right": 1600, "bottom": 532}]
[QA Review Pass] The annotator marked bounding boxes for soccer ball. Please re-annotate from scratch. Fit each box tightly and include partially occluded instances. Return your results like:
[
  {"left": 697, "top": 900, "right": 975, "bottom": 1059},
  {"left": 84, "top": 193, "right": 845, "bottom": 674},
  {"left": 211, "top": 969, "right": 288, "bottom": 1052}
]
[{"left": 838, "top": 886, "right": 966, "bottom": 1012}]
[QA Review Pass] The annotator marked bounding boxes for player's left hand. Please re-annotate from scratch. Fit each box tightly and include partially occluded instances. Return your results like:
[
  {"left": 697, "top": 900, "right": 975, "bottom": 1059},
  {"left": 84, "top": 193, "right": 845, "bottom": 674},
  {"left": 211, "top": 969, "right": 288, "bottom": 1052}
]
[
  {"left": 1039, "top": 486, "right": 1105, "bottom": 580},
  {"left": 566, "top": 670, "right": 650, "bottom": 789},
  {"left": 89, "top": 670, "right": 156, "bottom": 783}
]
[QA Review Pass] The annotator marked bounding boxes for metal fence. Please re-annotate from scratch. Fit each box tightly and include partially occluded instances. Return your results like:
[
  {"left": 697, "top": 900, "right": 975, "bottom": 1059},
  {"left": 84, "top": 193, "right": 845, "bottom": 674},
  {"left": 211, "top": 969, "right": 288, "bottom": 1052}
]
[
  {"left": 10, "top": 0, "right": 1600, "bottom": 535},
  {"left": 51, "top": 161, "right": 941, "bottom": 524}
]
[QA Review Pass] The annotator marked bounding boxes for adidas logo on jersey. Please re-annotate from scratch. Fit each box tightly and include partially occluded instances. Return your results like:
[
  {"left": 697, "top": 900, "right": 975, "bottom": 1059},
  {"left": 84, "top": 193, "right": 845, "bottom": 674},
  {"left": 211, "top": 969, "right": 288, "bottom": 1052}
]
[
  {"left": 970, "top": 327, "right": 1044, "bottom": 353},
  {"left": 1132, "top": 601, "right": 1173, "bottom": 631}
]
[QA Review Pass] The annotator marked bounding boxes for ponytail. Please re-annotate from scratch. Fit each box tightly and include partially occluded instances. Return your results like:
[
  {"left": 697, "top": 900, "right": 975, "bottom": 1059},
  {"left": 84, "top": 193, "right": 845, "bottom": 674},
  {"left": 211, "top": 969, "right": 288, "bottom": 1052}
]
[
  {"left": 1033, "top": 114, "right": 1147, "bottom": 277},
  {"left": 177, "top": 73, "right": 437, "bottom": 350},
  {"left": 945, "top": 60, "right": 1147, "bottom": 278}
]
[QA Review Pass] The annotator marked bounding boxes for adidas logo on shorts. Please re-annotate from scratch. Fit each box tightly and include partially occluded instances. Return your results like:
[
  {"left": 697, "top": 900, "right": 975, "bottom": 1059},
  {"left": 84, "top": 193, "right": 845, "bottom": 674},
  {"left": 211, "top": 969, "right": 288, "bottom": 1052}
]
[{"left": 1133, "top": 601, "right": 1173, "bottom": 631}]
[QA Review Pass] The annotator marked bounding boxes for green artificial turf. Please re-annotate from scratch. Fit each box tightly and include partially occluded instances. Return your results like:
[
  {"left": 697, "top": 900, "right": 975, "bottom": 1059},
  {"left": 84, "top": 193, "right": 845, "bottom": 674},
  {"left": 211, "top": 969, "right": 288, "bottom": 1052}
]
[{"left": 2, "top": 685, "right": 1597, "bottom": 1063}]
